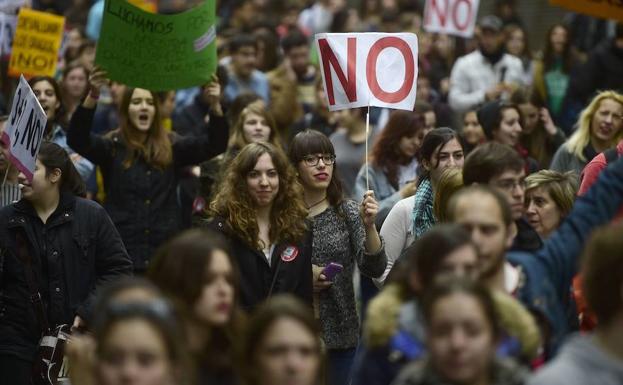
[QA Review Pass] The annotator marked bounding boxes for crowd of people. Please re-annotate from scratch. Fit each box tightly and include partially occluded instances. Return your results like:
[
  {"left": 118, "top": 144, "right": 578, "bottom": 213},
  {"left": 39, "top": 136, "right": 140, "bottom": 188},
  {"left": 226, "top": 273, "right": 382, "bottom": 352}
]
[{"left": 1, "top": 1, "right": 623, "bottom": 385}]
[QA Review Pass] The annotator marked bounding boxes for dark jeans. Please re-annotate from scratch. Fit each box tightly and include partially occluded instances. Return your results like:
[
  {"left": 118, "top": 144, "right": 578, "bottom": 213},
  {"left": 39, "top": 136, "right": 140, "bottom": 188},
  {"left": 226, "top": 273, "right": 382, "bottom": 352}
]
[
  {"left": 0, "top": 354, "right": 32, "bottom": 385},
  {"left": 327, "top": 347, "right": 357, "bottom": 385}
]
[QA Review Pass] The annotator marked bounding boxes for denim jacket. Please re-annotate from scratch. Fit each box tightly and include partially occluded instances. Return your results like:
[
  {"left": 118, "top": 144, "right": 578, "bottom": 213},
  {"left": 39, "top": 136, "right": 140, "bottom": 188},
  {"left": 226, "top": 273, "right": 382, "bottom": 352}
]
[{"left": 508, "top": 154, "right": 623, "bottom": 356}]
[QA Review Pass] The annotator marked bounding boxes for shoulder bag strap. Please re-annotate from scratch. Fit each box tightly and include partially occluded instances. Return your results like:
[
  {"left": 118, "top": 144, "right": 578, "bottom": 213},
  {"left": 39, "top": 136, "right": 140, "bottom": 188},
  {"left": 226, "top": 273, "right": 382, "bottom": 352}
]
[{"left": 15, "top": 232, "right": 50, "bottom": 333}]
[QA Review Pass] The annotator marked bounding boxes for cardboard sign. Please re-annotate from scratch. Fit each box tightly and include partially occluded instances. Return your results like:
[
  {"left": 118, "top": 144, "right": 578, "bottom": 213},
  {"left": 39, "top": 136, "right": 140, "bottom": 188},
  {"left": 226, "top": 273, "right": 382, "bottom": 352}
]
[
  {"left": 0, "top": 12, "right": 16, "bottom": 58},
  {"left": 315, "top": 33, "right": 418, "bottom": 111},
  {"left": 550, "top": 0, "right": 623, "bottom": 22},
  {"left": 8, "top": 8, "right": 64, "bottom": 77},
  {"left": 1, "top": 75, "right": 47, "bottom": 181},
  {"left": 424, "top": 0, "right": 480, "bottom": 38},
  {"left": 95, "top": 0, "right": 217, "bottom": 91}
]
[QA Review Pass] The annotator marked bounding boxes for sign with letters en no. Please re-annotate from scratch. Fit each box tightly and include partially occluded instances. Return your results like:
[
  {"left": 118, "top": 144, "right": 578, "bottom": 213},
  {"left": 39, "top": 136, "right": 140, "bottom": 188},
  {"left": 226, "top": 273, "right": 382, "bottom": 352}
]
[
  {"left": 95, "top": 0, "right": 217, "bottom": 91},
  {"left": 8, "top": 8, "right": 64, "bottom": 77},
  {"left": 315, "top": 33, "right": 418, "bottom": 111},
  {"left": 424, "top": 0, "right": 479, "bottom": 38},
  {"left": 550, "top": 0, "right": 623, "bottom": 22},
  {"left": 1, "top": 75, "right": 47, "bottom": 182}
]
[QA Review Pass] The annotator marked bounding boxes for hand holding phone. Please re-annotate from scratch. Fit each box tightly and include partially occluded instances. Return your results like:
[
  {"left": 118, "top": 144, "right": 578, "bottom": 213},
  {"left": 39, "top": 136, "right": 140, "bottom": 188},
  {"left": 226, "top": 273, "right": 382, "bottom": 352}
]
[{"left": 320, "top": 262, "right": 344, "bottom": 281}]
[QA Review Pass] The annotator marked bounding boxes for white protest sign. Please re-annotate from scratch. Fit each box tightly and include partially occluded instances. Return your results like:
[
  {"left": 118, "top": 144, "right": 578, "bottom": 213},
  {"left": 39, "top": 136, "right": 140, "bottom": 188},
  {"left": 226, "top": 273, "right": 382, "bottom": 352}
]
[
  {"left": 0, "top": 0, "right": 27, "bottom": 14},
  {"left": 0, "top": 12, "right": 17, "bottom": 57},
  {"left": 315, "top": 33, "right": 418, "bottom": 111},
  {"left": 424, "top": 0, "right": 480, "bottom": 38},
  {"left": 1, "top": 75, "right": 47, "bottom": 181}
]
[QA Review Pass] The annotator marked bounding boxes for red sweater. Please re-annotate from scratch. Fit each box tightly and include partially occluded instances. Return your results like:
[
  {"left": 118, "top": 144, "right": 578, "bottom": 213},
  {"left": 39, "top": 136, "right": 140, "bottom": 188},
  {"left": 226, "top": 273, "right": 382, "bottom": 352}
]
[{"left": 579, "top": 140, "right": 623, "bottom": 221}]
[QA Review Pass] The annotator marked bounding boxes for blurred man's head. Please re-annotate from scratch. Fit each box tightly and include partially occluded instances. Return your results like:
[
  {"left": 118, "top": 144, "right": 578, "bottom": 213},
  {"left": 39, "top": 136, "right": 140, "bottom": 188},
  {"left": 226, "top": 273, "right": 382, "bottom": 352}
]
[
  {"left": 463, "top": 142, "right": 526, "bottom": 220},
  {"left": 230, "top": 34, "right": 259, "bottom": 79},
  {"left": 281, "top": 31, "right": 310, "bottom": 78},
  {"left": 448, "top": 186, "right": 514, "bottom": 280},
  {"left": 477, "top": 15, "right": 505, "bottom": 55}
]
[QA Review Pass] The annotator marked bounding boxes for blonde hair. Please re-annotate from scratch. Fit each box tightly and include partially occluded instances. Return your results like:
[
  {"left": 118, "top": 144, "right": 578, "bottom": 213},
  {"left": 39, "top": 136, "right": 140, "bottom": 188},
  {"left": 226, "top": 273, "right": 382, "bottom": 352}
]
[
  {"left": 525, "top": 170, "right": 578, "bottom": 217},
  {"left": 434, "top": 167, "right": 463, "bottom": 222},
  {"left": 565, "top": 91, "right": 623, "bottom": 162},
  {"left": 228, "top": 101, "right": 282, "bottom": 150}
]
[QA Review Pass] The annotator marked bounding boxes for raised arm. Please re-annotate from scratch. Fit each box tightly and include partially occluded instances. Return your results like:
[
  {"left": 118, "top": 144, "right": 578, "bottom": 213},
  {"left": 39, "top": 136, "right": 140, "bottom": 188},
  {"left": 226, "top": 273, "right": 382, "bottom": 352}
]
[{"left": 66, "top": 67, "right": 114, "bottom": 166}]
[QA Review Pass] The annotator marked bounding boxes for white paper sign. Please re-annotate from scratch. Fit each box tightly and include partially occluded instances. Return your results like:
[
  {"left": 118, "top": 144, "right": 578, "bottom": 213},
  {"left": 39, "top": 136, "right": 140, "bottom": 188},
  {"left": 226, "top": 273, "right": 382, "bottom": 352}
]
[
  {"left": 0, "top": 0, "right": 27, "bottom": 14},
  {"left": 0, "top": 12, "right": 17, "bottom": 57},
  {"left": 315, "top": 33, "right": 418, "bottom": 111},
  {"left": 424, "top": 0, "right": 480, "bottom": 38},
  {"left": 1, "top": 75, "right": 47, "bottom": 181}
]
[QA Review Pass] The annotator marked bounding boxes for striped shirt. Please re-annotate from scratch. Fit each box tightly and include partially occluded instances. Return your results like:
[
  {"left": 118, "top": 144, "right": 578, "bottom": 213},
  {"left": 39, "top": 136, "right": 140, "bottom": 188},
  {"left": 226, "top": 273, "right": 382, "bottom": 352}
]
[{"left": 1, "top": 183, "right": 21, "bottom": 208}]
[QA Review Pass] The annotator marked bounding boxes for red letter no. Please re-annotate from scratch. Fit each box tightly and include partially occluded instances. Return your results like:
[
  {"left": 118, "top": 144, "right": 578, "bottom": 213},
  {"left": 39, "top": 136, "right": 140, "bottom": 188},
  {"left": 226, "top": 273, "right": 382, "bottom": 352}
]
[
  {"left": 366, "top": 37, "right": 415, "bottom": 103},
  {"left": 318, "top": 37, "right": 357, "bottom": 105},
  {"left": 452, "top": 0, "right": 473, "bottom": 31}
]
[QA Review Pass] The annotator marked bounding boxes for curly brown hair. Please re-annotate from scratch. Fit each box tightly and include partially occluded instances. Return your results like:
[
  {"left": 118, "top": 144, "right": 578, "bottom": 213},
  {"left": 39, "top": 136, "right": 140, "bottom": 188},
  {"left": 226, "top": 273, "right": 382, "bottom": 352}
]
[{"left": 210, "top": 142, "right": 307, "bottom": 249}]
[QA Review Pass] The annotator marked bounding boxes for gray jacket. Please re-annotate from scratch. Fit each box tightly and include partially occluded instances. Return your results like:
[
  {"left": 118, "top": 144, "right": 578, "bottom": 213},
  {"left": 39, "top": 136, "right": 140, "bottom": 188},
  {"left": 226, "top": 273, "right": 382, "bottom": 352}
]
[{"left": 527, "top": 334, "right": 623, "bottom": 385}]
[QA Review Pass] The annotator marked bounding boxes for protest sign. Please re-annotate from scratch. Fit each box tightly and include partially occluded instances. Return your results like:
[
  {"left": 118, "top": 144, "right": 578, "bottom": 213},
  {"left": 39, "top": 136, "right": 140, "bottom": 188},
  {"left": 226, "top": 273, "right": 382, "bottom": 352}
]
[
  {"left": 128, "top": 0, "right": 157, "bottom": 12},
  {"left": 8, "top": 8, "right": 64, "bottom": 77},
  {"left": 424, "top": 0, "right": 480, "bottom": 38},
  {"left": 0, "top": 12, "right": 16, "bottom": 58},
  {"left": 550, "top": 0, "right": 623, "bottom": 22},
  {"left": 1, "top": 75, "right": 47, "bottom": 181},
  {"left": 315, "top": 33, "right": 418, "bottom": 111},
  {"left": 95, "top": 0, "right": 217, "bottom": 91},
  {"left": 0, "top": 0, "right": 27, "bottom": 14}
]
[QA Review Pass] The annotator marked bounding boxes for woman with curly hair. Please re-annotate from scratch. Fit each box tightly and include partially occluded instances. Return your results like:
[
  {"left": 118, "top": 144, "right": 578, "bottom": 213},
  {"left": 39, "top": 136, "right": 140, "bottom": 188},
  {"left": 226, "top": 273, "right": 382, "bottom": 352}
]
[
  {"left": 207, "top": 142, "right": 312, "bottom": 310},
  {"left": 354, "top": 110, "right": 427, "bottom": 228}
]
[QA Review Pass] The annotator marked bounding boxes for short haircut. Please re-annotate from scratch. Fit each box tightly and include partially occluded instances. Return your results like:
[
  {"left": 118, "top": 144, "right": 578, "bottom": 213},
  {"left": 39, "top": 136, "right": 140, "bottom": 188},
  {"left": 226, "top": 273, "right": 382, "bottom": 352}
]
[
  {"left": 582, "top": 222, "right": 623, "bottom": 326},
  {"left": 281, "top": 30, "right": 309, "bottom": 53},
  {"left": 229, "top": 33, "right": 258, "bottom": 53},
  {"left": 525, "top": 170, "right": 578, "bottom": 217},
  {"left": 463, "top": 142, "right": 524, "bottom": 185},
  {"left": 448, "top": 185, "right": 513, "bottom": 227}
]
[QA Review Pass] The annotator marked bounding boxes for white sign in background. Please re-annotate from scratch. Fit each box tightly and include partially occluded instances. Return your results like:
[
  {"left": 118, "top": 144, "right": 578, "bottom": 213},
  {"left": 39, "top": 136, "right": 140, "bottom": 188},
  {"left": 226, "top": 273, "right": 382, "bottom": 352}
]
[
  {"left": 315, "top": 33, "right": 418, "bottom": 111},
  {"left": 424, "top": 0, "right": 480, "bottom": 38},
  {"left": 1, "top": 75, "right": 47, "bottom": 181},
  {"left": 0, "top": 12, "right": 17, "bottom": 57}
]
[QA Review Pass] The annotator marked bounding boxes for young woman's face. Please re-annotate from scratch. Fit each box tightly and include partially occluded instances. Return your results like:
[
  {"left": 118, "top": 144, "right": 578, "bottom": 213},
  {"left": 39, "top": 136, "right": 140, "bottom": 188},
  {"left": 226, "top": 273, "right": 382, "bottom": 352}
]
[
  {"left": 518, "top": 103, "right": 539, "bottom": 135},
  {"left": 32, "top": 80, "right": 60, "bottom": 121},
  {"left": 439, "top": 245, "right": 479, "bottom": 280},
  {"left": 96, "top": 319, "right": 175, "bottom": 385},
  {"left": 247, "top": 152, "right": 279, "bottom": 208},
  {"left": 128, "top": 88, "right": 156, "bottom": 133},
  {"left": 462, "top": 111, "right": 485, "bottom": 145},
  {"left": 297, "top": 153, "right": 334, "bottom": 191},
  {"left": 550, "top": 26, "right": 567, "bottom": 55},
  {"left": 63, "top": 67, "right": 88, "bottom": 99},
  {"left": 425, "top": 138, "right": 464, "bottom": 184},
  {"left": 525, "top": 186, "right": 563, "bottom": 239},
  {"left": 18, "top": 159, "right": 58, "bottom": 202},
  {"left": 243, "top": 112, "right": 271, "bottom": 144},
  {"left": 590, "top": 98, "right": 623, "bottom": 143},
  {"left": 256, "top": 317, "right": 320, "bottom": 385},
  {"left": 193, "top": 250, "right": 235, "bottom": 326},
  {"left": 398, "top": 131, "right": 425, "bottom": 159},
  {"left": 505, "top": 29, "right": 525, "bottom": 56},
  {"left": 428, "top": 293, "right": 496, "bottom": 385},
  {"left": 493, "top": 108, "right": 522, "bottom": 147}
]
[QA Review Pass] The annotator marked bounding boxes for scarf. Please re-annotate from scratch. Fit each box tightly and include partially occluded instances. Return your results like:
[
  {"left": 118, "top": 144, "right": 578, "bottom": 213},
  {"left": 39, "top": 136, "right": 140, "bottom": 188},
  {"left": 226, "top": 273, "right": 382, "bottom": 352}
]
[{"left": 411, "top": 177, "right": 435, "bottom": 239}]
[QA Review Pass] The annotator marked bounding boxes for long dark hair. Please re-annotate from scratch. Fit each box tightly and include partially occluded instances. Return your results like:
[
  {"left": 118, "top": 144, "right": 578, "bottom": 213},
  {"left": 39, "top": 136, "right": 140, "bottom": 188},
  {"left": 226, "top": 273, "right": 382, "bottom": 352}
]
[
  {"left": 288, "top": 129, "right": 344, "bottom": 208},
  {"left": 37, "top": 142, "right": 86, "bottom": 197},
  {"left": 371, "top": 110, "right": 424, "bottom": 189},
  {"left": 28, "top": 76, "right": 66, "bottom": 129},
  {"left": 542, "top": 24, "right": 574, "bottom": 73},
  {"left": 417, "top": 127, "right": 462, "bottom": 185}
]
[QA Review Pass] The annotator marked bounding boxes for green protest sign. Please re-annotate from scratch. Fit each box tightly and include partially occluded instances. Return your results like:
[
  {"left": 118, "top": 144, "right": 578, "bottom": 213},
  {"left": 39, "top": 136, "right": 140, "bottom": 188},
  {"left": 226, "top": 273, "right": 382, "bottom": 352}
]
[{"left": 95, "top": 0, "right": 216, "bottom": 91}]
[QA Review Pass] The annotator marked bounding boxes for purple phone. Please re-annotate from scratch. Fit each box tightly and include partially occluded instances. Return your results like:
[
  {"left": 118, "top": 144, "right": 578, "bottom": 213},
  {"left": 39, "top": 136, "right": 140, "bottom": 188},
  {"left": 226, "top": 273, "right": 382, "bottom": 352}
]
[{"left": 321, "top": 262, "right": 344, "bottom": 281}]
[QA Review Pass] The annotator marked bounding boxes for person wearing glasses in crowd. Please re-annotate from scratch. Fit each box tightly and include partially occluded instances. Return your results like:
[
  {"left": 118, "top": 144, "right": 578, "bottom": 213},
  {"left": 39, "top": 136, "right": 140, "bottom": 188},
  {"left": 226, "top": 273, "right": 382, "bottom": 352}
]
[{"left": 289, "top": 130, "right": 386, "bottom": 385}]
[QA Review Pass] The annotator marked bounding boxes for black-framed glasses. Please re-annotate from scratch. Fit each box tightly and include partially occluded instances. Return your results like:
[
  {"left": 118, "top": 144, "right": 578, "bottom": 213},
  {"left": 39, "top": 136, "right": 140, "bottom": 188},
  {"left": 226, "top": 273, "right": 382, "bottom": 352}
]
[{"left": 302, "top": 154, "right": 336, "bottom": 167}]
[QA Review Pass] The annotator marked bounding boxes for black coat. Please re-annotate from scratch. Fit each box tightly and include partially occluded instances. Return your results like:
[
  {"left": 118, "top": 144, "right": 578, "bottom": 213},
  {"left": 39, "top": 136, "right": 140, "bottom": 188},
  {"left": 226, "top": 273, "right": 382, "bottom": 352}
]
[
  {"left": 67, "top": 106, "right": 228, "bottom": 272},
  {"left": 0, "top": 194, "right": 132, "bottom": 361},
  {"left": 569, "top": 38, "right": 623, "bottom": 104},
  {"left": 206, "top": 217, "right": 313, "bottom": 311}
]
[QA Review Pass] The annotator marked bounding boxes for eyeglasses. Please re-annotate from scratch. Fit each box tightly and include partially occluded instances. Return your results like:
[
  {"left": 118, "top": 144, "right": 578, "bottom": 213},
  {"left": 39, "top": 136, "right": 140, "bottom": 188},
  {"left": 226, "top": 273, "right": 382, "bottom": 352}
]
[
  {"left": 302, "top": 154, "right": 336, "bottom": 167},
  {"left": 494, "top": 178, "right": 526, "bottom": 192}
]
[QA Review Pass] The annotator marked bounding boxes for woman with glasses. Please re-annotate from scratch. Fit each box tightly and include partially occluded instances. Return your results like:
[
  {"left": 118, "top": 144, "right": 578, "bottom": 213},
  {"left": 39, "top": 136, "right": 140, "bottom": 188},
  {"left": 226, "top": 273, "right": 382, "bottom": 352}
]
[
  {"left": 288, "top": 130, "right": 386, "bottom": 385},
  {"left": 551, "top": 90, "right": 623, "bottom": 175},
  {"left": 354, "top": 110, "right": 428, "bottom": 229},
  {"left": 207, "top": 142, "right": 312, "bottom": 310}
]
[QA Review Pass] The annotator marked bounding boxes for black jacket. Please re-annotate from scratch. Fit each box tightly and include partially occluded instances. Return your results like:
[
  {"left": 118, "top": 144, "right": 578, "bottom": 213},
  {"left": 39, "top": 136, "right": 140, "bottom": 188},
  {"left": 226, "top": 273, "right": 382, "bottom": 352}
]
[
  {"left": 206, "top": 217, "right": 313, "bottom": 311},
  {"left": 0, "top": 193, "right": 132, "bottom": 361},
  {"left": 570, "top": 38, "right": 623, "bottom": 104},
  {"left": 67, "top": 106, "right": 228, "bottom": 272}
]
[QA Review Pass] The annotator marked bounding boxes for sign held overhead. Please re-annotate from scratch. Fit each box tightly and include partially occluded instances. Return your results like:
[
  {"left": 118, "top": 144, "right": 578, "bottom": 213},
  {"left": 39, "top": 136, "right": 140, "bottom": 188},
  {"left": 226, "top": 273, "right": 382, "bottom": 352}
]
[
  {"left": 315, "top": 32, "right": 418, "bottom": 111},
  {"left": 424, "top": 0, "right": 480, "bottom": 38}
]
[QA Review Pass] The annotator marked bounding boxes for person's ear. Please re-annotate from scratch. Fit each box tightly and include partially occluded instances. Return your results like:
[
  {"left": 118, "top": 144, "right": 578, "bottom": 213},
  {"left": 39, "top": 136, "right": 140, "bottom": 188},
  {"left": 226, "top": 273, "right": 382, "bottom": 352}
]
[
  {"left": 49, "top": 168, "right": 62, "bottom": 184},
  {"left": 422, "top": 158, "right": 432, "bottom": 172}
]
